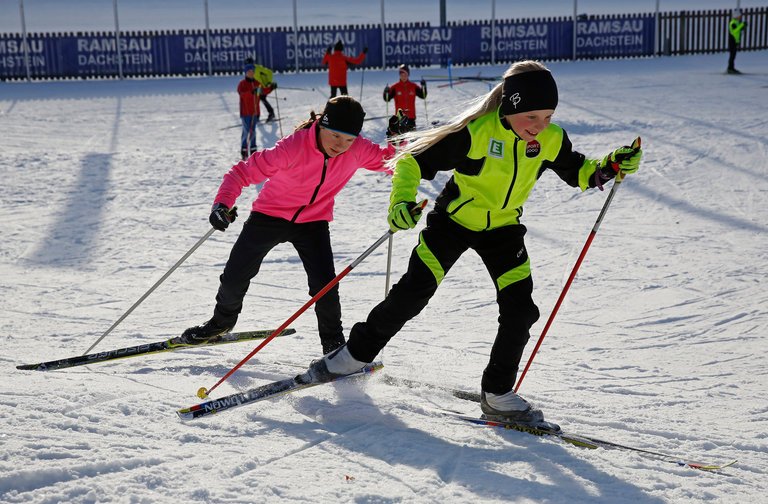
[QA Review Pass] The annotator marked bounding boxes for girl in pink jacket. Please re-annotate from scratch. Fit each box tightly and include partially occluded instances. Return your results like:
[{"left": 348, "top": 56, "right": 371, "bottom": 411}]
[{"left": 182, "top": 96, "right": 395, "bottom": 353}]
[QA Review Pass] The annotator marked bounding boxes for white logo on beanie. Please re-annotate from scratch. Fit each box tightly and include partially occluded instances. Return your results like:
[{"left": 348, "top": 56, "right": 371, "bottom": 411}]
[
  {"left": 321, "top": 113, "right": 329, "bottom": 125},
  {"left": 509, "top": 92, "right": 521, "bottom": 109}
]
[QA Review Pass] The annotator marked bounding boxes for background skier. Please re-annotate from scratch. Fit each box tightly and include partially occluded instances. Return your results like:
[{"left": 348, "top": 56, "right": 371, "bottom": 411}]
[{"left": 322, "top": 40, "right": 367, "bottom": 98}]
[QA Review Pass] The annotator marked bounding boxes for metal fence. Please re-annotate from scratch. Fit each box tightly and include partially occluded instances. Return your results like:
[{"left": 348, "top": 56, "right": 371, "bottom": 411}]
[
  {"left": 658, "top": 6, "right": 768, "bottom": 55},
  {"left": 1, "top": 7, "right": 765, "bottom": 81}
]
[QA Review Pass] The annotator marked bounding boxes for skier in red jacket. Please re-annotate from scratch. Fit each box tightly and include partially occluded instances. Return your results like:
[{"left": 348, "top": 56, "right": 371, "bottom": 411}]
[
  {"left": 237, "top": 62, "right": 275, "bottom": 160},
  {"left": 383, "top": 64, "right": 427, "bottom": 133},
  {"left": 322, "top": 40, "right": 367, "bottom": 98}
]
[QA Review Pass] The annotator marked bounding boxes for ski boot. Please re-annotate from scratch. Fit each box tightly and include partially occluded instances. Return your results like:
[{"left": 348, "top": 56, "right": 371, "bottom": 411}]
[
  {"left": 295, "top": 344, "right": 366, "bottom": 384},
  {"left": 180, "top": 319, "right": 233, "bottom": 345},
  {"left": 480, "top": 390, "right": 560, "bottom": 431}
]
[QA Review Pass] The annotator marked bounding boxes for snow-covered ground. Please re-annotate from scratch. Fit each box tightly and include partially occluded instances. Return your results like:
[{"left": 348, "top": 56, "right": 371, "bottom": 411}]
[{"left": 2, "top": 48, "right": 768, "bottom": 503}]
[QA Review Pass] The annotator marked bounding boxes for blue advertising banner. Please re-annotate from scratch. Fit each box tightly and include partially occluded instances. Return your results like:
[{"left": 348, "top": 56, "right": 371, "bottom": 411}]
[
  {"left": 73, "top": 34, "right": 166, "bottom": 77},
  {"left": 383, "top": 25, "right": 453, "bottom": 67},
  {"left": 575, "top": 16, "right": 655, "bottom": 57},
  {"left": 0, "top": 16, "right": 655, "bottom": 81},
  {"left": 1, "top": 35, "right": 50, "bottom": 78},
  {"left": 287, "top": 27, "right": 378, "bottom": 72},
  {"left": 172, "top": 31, "right": 286, "bottom": 74}
]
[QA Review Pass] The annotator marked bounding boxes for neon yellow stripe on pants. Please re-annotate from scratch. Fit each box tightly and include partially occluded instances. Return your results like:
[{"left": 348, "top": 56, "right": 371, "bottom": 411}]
[
  {"left": 416, "top": 233, "right": 444, "bottom": 286},
  {"left": 496, "top": 258, "right": 531, "bottom": 291}
]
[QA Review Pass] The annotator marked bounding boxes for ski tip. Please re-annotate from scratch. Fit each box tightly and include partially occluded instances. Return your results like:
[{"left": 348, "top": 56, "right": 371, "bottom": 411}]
[
  {"left": 176, "top": 408, "right": 195, "bottom": 421},
  {"left": 684, "top": 459, "right": 737, "bottom": 471},
  {"left": 16, "top": 363, "right": 42, "bottom": 371}
]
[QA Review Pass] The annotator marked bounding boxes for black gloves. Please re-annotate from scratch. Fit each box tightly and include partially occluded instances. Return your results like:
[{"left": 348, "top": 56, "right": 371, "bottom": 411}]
[
  {"left": 210, "top": 203, "right": 238, "bottom": 231},
  {"left": 326, "top": 45, "right": 332, "bottom": 54},
  {"left": 383, "top": 85, "right": 391, "bottom": 102},
  {"left": 362, "top": 46, "right": 368, "bottom": 54},
  {"left": 420, "top": 78, "right": 426, "bottom": 88},
  {"left": 387, "top": 110, "right": 407, "bottom": 137}
]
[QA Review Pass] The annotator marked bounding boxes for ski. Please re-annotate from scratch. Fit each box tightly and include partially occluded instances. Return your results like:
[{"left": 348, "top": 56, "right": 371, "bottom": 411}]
[
  {"left": 382, "top": 374, "right": 735, "bottom": 471},
  {"left": 177, "top": 361, "right": 383, "bottom": 421},
  {"left": 381, "top": 373, "right": 480, "bottom": 402},
  {"left": 456, "top": 415, "right": 736, "bottom": 471},
  {"left": 16, "top": 328, "right": 296, "bottom": 371}
]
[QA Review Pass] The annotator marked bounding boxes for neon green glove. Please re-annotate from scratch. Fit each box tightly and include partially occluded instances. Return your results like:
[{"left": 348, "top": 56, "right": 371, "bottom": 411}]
[
  {"left": 388, "top": 201, "right": 422, "bottom": 232},
  {"left": 600, "top": 137, "right": 642, "bottom": 175}
]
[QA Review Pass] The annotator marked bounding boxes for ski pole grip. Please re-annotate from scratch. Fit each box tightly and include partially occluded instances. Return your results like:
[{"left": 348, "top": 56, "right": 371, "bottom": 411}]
[
  {"left": 614, "top": 136, "right": 641, "bottom": 181},
  {"left": 411, "top": 199, "right": 428, "bottom": 216}
]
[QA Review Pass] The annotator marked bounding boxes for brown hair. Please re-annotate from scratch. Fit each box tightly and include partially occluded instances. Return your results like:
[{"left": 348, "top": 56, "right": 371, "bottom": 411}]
[{"left": 295, "top": 96, "right": 366, "bottom": 134}]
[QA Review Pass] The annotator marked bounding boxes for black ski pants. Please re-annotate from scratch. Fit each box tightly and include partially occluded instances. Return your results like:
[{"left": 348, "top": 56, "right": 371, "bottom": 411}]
[
  {"left": 346, "top": 209, "right": 540, "bottom": 394},
  {"left": 212, "top": 212, "right": 343, "bottom": 349},
  {"left": 330, "top": 86, "right": 348, "bottom": 98},
  {"left": 728, "top": 36, "right": 739, "bottom": 70}
]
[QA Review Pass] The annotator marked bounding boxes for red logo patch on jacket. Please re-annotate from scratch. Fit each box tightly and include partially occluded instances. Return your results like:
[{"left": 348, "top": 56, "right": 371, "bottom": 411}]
[{"left": 526, "top": 140, "right": 541, "bottom": 158}]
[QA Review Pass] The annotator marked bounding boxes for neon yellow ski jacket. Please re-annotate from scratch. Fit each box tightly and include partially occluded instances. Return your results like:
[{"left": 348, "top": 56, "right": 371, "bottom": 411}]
[
  {"left": 729, "top": 18, "right": 745, "bottom": 44},
  {"left": 390, "top": 108, "right": 611, "bottom": 231}
]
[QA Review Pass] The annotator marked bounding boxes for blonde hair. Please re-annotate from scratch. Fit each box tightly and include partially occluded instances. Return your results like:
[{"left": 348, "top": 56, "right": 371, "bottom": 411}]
[{"left": 385, "top": 60, "right": 550, "bottom": 170}]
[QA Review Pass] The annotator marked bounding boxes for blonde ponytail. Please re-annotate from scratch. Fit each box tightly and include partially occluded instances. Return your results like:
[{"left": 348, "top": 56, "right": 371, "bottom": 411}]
[{"left": 386, "top": 60, "right": 550, "bottom": 170}]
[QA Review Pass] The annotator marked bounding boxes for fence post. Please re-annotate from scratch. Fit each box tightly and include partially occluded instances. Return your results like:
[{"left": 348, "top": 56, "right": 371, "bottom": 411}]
[
  {"left": 203, "top": 0, "right": 212, "bottom": 76},
  {"left": 19, "top": 0, "right": 31, "bottom": 81},
  {"left": 292, "top": 0, "right": 299, "bottom": 73},
  {"left": 380, "top": 0, "right": 386, "bottom": 69},
  {"left": 572, "top": 0, "right": 578, "bottom": 60},
  {"left": 491, "top": 0, "right": 496, "bottom": 65},
  {"left": 654, "top": 0, "right": 660, "bottom": 55},
  {"left": 113, "top": 0, "right": 123, "bottom": 79}
]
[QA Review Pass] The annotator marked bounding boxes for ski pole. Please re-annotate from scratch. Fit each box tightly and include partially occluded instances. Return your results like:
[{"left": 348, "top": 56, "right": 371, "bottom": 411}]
[
  {"left": 385, "top": 84, "right": 389, "bottom": 119},
  {"left": 423, "top": 97, "right": 429, "bottom": 124},
  {"left": 245, "top": 89, "right": 258, "bottom": 158},
  {"left": 274, "top": 86, "right": 283, "bottom": 137},
  {"left": 359, "top": 66, "right": 366, "bottom": 102},
  {"left": 515, "top": 138, "right": 641, "bottom": 392},
  {"left": 385, "top": 234, "right": 393, "bottom": 297},
  {"left": 82, "top": 227, "right": 218, "bottom": 355},
  {"left": 276, "top": 86, "right": 315, "bottom": 91},
  {"left": 197, "top": 199, "right": 428, "bottom": 399}
]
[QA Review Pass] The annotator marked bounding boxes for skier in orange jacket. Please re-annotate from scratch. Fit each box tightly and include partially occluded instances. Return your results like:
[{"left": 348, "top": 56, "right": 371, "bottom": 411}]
[{"left": 322, "top": 40, "right": 367, "bottom": 98}]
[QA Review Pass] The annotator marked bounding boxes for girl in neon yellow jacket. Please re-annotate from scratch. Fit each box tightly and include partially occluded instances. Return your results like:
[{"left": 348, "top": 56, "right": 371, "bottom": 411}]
[{"left": 301, "top": 60, "right": 642, "bottom": 424}]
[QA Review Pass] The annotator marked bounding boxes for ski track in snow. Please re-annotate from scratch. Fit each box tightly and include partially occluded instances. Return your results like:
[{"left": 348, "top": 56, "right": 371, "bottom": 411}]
[{"left": 2, "top": 50, "right": 768, "bottom": 503}]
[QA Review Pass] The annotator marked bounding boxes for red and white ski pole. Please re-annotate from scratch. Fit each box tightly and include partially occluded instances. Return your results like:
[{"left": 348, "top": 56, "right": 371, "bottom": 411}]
[
  {"left": 515, "top": 137, "right": 641, "bottom": 392},
  {"left": 196, "top": 200, "right": 428, "bottom": 399}
]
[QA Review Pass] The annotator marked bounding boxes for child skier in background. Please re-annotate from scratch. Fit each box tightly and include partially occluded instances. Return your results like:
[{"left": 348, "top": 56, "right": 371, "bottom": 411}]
[
  {"left": 383, "top": 64, "right": 427, "bottom": 134},
  {"left": 298, "top": 60, "right": 642, "bottom": 426},
  {"left": 322, "top": 40, "right": 368, "bottom": 98},
  {"left": 181, "top": 97, "right": 398, "bottom": 355},
  {"left": 727, "top": 9, "right": 746, "bottom": 74},
  {"left": 251, "top": 61, "right": 277, "bottom": 123},
  {"left": 238, "top": 61, "right": 275, "bottom": 160}
]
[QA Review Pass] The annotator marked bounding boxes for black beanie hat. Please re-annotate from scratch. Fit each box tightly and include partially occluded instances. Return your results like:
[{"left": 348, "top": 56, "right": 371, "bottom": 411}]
[
  {"left": 334, "top": 40, "right": 344, "bottom": 52},
  {"left": 398, "top": 64, "right": 410, "bottom": 75},
  {"left": 500, "top": 70, "right": 558, "bottom": 115},
  {"left": 319, "top": 96, "right": 366, "bottom": 137}
]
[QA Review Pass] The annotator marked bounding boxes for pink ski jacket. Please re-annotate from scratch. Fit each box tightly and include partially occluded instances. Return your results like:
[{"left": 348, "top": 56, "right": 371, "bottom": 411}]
[{"left": 215, "top": 121, "right": 395, "bottom": 223}]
